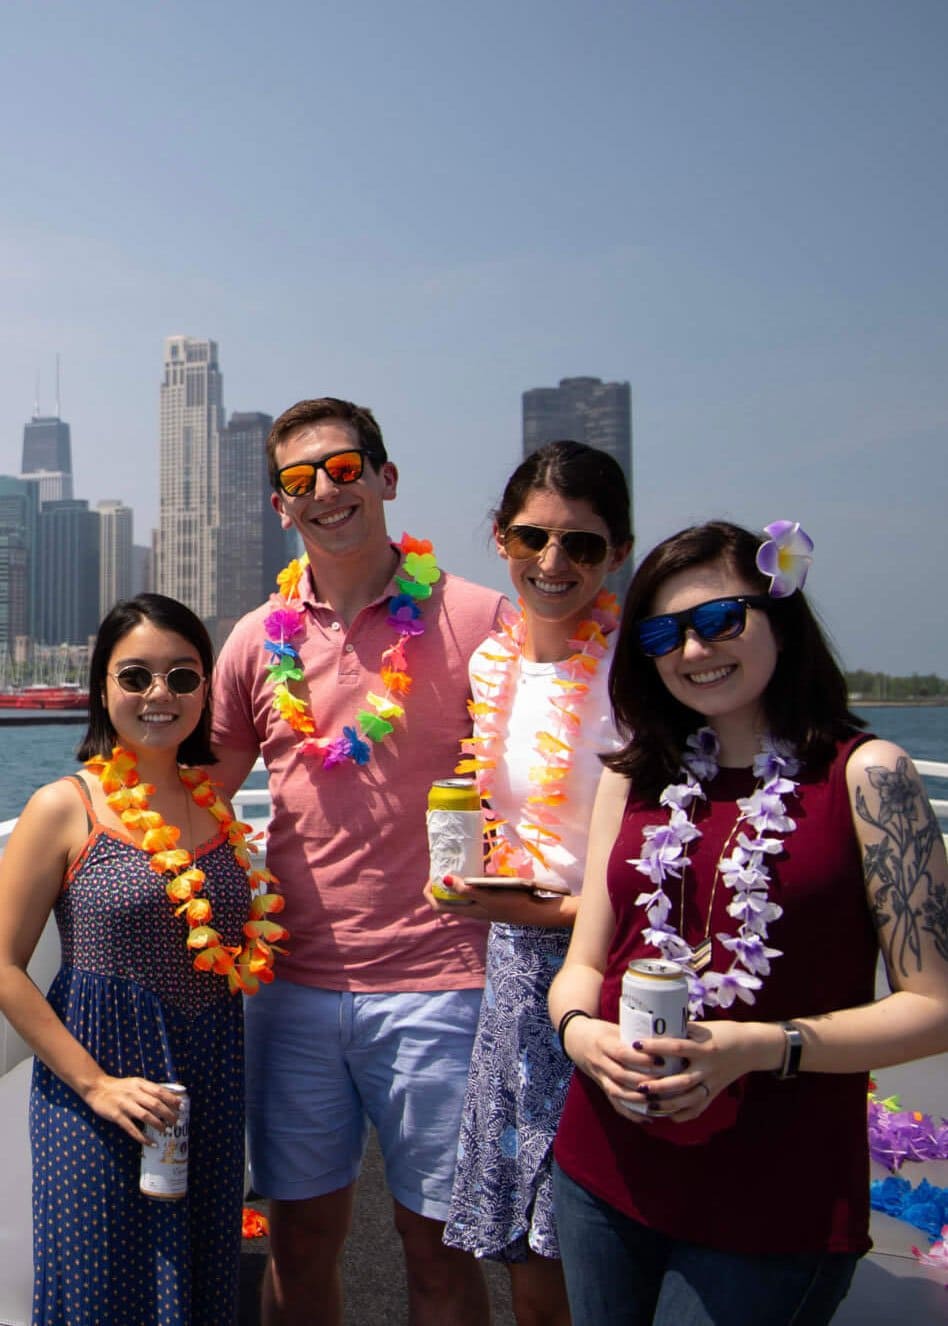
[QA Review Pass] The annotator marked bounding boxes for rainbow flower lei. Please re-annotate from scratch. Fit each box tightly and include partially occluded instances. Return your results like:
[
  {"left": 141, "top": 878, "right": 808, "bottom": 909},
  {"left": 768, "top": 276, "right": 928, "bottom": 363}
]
[
  {"left": 86, "top": 747, "right": 288, "bottom": 995},
  {"left": 263, "top": 534, "right": 440, "bottom": 766},
  {"left": 456, "top": 589, "right": 620, "bottom": 878}
]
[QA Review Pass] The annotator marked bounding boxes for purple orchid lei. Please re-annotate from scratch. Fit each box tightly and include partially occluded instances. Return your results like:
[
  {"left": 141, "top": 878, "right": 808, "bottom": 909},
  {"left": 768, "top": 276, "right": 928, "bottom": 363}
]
[{"left": 630, "top": 726, "right": 801, "bottom": 1016}]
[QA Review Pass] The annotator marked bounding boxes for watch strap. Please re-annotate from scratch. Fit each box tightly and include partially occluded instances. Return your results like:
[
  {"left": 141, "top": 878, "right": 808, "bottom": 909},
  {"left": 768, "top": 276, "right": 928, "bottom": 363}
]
[{"left": 774, "top": 1020, "right": 803, "bottom": 1078}]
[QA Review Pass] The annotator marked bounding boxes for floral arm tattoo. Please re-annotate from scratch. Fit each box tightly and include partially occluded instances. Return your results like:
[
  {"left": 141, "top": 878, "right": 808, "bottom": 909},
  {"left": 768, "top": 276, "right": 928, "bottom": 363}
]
[{"left": 854, "top": 757, "right": 948, "bottom": 979}]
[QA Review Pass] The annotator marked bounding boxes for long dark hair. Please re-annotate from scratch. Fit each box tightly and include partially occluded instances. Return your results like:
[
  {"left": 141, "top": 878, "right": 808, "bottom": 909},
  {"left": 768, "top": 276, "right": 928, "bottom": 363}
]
[
  {"left": 78, "top": 593, "right": 216, "bottom": 766},
  {"left": 494, "top": 440, "right": 632, "bottom": 547},
  {"left": 605, "top": 521, "right": 864, "bottom": 799}
]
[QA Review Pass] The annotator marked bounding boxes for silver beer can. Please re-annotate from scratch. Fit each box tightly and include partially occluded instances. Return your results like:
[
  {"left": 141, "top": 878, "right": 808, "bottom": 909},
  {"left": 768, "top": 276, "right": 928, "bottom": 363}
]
[
  {"left": 139, "top": 1083, "right": 190, "bottom": 1200},
  {"left": 619, "top": 959, "right": 689, "bottom": 1112}
]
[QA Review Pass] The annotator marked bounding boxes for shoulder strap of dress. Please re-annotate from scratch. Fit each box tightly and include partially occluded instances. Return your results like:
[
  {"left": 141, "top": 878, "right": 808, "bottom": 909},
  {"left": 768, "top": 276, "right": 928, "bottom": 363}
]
[{"left": 62, "top": 773, "right": 97, "bottom": 833}]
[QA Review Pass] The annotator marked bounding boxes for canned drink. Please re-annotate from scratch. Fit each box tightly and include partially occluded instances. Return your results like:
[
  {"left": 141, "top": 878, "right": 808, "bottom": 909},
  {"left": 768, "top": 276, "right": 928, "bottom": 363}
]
[
  {"left": 139, "top": 1083, "right": 190, "bottom": 1200},
  {"left": 427, "top": 779, "right": 483, "bottom": 902},
  {"left": 619, "top": 959, "right": 689, "bottom": 1114}
]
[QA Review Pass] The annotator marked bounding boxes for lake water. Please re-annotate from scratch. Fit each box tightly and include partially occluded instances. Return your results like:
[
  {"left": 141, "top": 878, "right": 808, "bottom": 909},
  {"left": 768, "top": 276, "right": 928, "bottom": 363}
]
[{"left": 0, "top": 706, "right": 946, "bottom": 824}]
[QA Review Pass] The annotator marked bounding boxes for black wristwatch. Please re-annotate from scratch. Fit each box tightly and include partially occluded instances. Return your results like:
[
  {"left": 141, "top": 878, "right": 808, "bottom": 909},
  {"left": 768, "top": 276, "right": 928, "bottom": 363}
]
[{"left": 774, "top": 1021, "right": 803, "bottom": 1079}]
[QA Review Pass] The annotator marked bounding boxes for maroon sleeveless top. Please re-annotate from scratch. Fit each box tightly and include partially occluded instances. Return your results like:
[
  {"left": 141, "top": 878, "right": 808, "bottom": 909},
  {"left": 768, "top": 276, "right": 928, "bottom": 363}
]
[{"left": 554, "top": 734, "right": 877, "bottom": 1254}]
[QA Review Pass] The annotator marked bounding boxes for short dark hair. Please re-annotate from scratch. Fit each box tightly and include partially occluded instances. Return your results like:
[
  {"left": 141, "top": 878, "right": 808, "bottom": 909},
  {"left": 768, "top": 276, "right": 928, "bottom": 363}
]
[
  {"left": 494, "top": 440, "right": 632, "bottom": 548},
  {"left": 266, "top": 397, "right": 388, "bottom": 488},
  {"left": 605, "top": 520, "right": 864, "bottom": 799},
  {"left": 77, "top": 593, "right": 216, "bottom": 766}
]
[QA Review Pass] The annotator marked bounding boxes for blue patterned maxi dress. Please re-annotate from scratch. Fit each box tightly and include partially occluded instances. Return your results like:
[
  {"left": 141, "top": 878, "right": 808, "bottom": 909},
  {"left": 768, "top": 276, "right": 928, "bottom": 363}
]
[
  {"left": 29, "top": 778, "right": 250, "bottom": 1326},
  {"left": 443, "top": 922, "right": 572, "bottom": 1262}
]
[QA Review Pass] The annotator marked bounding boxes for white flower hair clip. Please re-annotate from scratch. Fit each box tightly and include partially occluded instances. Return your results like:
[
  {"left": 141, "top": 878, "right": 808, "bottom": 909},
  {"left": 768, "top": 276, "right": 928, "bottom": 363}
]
[{"left": 755, "top": 521, "right": 813, "bottom": 598}]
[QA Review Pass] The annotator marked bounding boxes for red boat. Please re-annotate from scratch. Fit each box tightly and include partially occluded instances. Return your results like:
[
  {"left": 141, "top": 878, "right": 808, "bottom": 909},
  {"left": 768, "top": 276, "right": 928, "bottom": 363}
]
[{"left": 0, "top": 684, "right": 89, "bottom": 710}]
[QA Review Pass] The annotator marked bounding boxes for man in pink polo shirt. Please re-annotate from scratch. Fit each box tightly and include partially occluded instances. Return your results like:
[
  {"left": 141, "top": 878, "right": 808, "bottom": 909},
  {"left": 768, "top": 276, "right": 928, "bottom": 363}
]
[{"left": 211, "top": 397, "right": 505, "bottom": 1326}]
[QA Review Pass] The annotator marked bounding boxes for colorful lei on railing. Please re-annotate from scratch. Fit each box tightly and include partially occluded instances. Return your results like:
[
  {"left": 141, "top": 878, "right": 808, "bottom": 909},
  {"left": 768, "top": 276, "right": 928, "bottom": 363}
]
[
  {"left": 868, "top": 1085, "right": 948, "bottom": 1172},
  {"left": 86, "top": 747, "right": 288, "bottom": 995},
  {"left": 456, "top": 589, "right": 620, "bottom": 877},
  {"left": 867, "top": 1083, "right": 948, "bottom": 1281},
  {"left": 263, "top": 534, "right": 440, "bottom": 766}
]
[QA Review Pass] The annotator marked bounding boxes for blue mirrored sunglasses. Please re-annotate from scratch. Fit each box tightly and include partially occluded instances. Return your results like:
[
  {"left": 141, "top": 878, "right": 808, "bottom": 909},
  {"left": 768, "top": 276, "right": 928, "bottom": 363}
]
[{"left": 635, "top": 595, "right": 771, "bottom": 658}]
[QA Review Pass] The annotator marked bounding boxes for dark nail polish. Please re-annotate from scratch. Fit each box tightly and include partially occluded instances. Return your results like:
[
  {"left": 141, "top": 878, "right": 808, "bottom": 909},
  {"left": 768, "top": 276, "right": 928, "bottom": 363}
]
[
  {"left": 652, "top": 1055, "right": 666, "bottom": 1067},
  {"left": 638, "top": 1082, "right": 650, "bottom": 1096},
  {"left": 646, "top": 1098, "right": 663, "bottom": 1114},
  {"left": 632, "top": 1040, "right": 643, "bottom": 1051}
]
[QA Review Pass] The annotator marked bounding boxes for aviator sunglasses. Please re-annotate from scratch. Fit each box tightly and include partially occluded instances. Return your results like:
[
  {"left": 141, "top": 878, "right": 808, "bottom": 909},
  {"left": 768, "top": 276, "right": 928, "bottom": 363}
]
[
  {"left": 501, "top": 524, "right": 611, "bottom": 568},
  {"left": 276, "top": 449, "right": 374, "bottom": 497},
  {"left": 635, "top": 595, "right": 771, "bottom": 658},
  {"left": 110, "top": 666, "right": 206, "bottom": 696}
]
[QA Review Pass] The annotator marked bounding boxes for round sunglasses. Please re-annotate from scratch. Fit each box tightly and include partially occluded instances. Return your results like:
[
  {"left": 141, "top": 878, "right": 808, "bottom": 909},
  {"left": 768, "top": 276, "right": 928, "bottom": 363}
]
[
  {"left": 635, "top": 595, "right": 771, "bottom": 658},
  {"left": 110, "top": 666, "right": 206, "bottom": 696},
  {"left": 276, "top": 449, "right": 373, "bottom": 497},
  {"left": 501, "top": 523, "right": 611, "bottom": 568}
]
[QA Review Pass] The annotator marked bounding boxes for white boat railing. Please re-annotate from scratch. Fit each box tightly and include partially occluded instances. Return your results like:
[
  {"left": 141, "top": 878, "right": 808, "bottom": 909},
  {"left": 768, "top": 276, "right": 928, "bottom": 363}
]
[{"left": 1, "top": 758, "right": 946, "bottom": 858}]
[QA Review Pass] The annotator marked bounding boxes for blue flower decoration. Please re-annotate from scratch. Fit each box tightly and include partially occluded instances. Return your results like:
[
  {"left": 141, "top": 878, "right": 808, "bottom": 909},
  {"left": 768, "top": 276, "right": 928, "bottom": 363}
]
[
  {"left": 264, "top": 638, "right": 300, "bottom": 660},
  {"left": 343, "top": 726, "right": 371, "bottom": 766}
]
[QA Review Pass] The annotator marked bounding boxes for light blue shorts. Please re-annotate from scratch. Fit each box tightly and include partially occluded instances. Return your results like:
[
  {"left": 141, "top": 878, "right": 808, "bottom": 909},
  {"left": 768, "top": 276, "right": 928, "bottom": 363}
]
[{"left": 244, "top": 982, "right": 483, "bottom": 1220}]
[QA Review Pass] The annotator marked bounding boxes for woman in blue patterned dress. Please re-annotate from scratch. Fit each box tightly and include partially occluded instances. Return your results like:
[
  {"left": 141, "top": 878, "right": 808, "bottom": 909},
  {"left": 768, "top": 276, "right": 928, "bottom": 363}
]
[
  {"left": 0, "top": 594, "right": 256, "bottom": 1325},
  {"left": 425, "top": 442, "right": 631, "bottom": 1325}
]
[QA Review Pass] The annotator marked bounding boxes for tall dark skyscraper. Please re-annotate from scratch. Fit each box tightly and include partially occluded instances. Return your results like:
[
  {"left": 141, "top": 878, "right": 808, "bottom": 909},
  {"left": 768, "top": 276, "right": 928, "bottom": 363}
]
[
  {"left": 0, "top": 478, "right": 38, "bottom": 654},
  {"left": 21, "top": 415, "right": 73, "bottom": 480},
  {"left": 216, "top": 411, "right": 289, "bottom": 643},
  {"left": 522, "top": 376, "right": 634, "bottom": 596},
  {"left": 37, "top": 500, "right": 100, "bottom": 645}
]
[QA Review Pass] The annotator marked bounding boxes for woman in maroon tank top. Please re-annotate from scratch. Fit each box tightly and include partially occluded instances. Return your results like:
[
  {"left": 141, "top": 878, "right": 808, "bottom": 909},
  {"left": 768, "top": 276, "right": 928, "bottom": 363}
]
[{"left": 548, "top": 520, "right": 948, "bottom": 1326}]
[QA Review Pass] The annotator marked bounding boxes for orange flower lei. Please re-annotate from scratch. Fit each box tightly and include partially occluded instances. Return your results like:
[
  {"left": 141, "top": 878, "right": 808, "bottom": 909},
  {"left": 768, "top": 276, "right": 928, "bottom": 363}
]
[
  {"left": 456, "top": 589, "right": 620, "bottom": 877},
  {"left": 85, "top": 747, "right": 288, "bottom": 995}
]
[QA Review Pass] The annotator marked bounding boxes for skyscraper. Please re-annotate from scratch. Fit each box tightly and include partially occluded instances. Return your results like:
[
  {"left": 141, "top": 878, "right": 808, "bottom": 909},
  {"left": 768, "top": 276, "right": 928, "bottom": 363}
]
[
  {"left": 21, "top": 415, "right": 73, "bottom": 478},
  {"left": 157, "top": 335, "right": 224, "bottom": 618},
  {"left": 216, "top": 412, "right": 288, "bottom": 644},
  {"left": 37, "top": 500, "right": 100, "bottom": 645},
  {"left": 0, "top": 478, "right": 38, "bottom": 656},
  {"left": 97, "top": 500, "right": 134, "bottom": 617},
  {"left": 522, "top": 376, "right": 634, "bottom": 596},
  {"left": 20, "top": 471, "right": 73, "bottom": 506}
]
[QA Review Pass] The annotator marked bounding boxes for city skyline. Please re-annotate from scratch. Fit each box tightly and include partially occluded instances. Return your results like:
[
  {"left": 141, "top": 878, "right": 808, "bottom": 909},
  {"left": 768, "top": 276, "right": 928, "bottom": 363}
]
[{"left": 1, "top": 3, "right": 946, "bottom": 674}]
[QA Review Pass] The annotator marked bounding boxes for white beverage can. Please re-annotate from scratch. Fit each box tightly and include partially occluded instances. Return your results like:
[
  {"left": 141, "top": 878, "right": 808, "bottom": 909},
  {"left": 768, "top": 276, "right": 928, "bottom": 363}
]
[
  {"left": 619, "top": 959, "right": 690, "bottom": 1113},
  {"left": 426, "top": 779, "right": 484, "bottom": 902},
  {"left": 139, "top": 1083, "right": 190, "bottom": 1200}
]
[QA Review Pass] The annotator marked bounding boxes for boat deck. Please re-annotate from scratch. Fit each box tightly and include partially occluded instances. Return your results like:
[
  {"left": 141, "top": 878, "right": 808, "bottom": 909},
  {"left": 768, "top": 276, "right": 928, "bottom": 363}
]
[{"left": 0, "top": 763, "right": 945, "bottom": 1324}]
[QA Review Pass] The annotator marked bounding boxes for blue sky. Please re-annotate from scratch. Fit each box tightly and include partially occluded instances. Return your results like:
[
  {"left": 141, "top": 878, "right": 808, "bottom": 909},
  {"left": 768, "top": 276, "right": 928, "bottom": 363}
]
[{"left": 1, "top": 0, "right": 945, "bottom": 673}]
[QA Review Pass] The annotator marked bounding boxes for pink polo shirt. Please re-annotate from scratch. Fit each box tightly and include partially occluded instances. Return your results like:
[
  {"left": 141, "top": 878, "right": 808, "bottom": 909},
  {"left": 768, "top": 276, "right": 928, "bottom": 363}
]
[{"left": 212, "top": 558, "right": 506, "bottom": 992}]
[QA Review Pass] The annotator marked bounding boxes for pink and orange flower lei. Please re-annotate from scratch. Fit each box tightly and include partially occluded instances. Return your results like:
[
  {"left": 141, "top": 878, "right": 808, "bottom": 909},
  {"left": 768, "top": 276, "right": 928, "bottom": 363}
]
[
  {"left": 85, "top": 747, "right": 288, "bottom": 995},
  {"left": 456, "top": 589, "right": 620, "bottom": 877},
  {"left": 263, "top": 534, "right": 440, "bottom": 766}
]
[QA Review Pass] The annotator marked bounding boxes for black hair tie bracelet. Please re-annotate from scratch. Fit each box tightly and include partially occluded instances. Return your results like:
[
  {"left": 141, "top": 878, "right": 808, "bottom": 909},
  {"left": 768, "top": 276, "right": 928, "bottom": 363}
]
[{"left": 557, "top": 1009, "right": 592, "bottom": 1059}]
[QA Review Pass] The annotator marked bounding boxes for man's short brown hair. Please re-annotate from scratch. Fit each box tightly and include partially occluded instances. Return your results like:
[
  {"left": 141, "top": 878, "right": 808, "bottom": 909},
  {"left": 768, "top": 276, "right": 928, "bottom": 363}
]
[{"left": 266, "top": 397, "right": 388, "bottom": 488}]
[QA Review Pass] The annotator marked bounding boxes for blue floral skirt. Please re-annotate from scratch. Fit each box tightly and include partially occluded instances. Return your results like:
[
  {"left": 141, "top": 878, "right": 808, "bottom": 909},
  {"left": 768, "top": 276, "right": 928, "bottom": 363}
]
[{"left": 444, "top": 923, "right": 572, "bottom": 1262}]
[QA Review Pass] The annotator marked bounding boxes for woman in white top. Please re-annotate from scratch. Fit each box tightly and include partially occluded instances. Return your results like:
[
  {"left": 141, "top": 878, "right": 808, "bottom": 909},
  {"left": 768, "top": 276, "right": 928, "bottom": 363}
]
[{"left": 426, "top": 441, "right": 631, "bottom": 1326}]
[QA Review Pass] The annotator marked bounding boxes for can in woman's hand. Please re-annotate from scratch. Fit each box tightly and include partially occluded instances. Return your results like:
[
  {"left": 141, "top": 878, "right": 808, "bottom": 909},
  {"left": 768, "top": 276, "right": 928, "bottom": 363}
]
[
  {"left": 427, "top": 779, "right": 483, "bottom": 902},
  {"left": 619, "top": 959, "right": 689, "bottom": 1113},
  {"left": 139, "top": 1083, "right": 190, "bottom": 1200}
]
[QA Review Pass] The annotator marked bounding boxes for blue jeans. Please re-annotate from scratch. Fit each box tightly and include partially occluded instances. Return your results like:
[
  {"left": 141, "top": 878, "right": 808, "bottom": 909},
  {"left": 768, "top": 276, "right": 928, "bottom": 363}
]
[{"left": 552, "top": 1163, "right": 859, "bottom": 1326}]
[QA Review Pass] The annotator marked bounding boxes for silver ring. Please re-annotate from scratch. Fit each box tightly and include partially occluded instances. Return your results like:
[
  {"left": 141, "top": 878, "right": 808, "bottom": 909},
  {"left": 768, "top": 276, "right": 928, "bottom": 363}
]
[{"left": 698, "top": 1081, "right": 711, "bottom": 1100}]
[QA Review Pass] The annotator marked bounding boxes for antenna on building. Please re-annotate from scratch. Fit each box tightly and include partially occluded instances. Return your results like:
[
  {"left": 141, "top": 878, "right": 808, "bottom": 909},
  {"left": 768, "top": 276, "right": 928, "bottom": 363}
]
[
  {"left": 56, "top": 353, "right": 62, "bottom": 419},
  {"left": 33, "top": 371, "right": 41, "bottom": 419}
]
